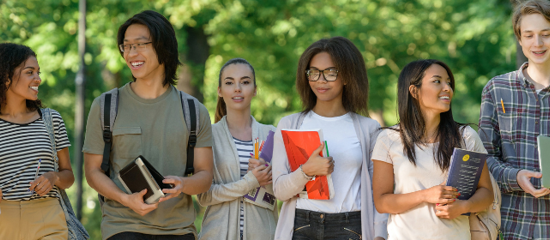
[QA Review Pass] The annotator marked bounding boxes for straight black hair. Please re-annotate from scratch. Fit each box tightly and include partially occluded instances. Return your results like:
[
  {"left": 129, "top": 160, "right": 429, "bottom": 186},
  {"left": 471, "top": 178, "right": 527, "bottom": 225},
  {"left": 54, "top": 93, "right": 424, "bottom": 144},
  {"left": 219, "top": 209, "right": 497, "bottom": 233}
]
[
  {"left": 215, "top": 58, "right": 256, "bottom": 123},
  {"left": 393, "top": 59, "right": 468, "bottom": 171},
  {"left": 117, "top": 10, "right": 181, "bottom": 86},
  {"left": 0, "top": 43, "right": 43, "bottom": 113}
]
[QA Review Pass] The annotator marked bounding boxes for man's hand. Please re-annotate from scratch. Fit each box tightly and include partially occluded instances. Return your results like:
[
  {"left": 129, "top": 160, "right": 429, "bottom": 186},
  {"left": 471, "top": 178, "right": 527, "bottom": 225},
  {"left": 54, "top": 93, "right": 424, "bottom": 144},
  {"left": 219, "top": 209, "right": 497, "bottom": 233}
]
[
  {"left": 517, "top": 170, "right": 550, "bottom": 198},
  {"left": 248, "top": 158, "right": 267, "bottom": 172},
  {"left": 29, "top": 172, "right": 59, "bottom": 196},
  {"left": 158, "top": 176, "right": 183, "bottom": 202},
  {"left": 122, "top": 189, "right": 158, "bottom": 216}
]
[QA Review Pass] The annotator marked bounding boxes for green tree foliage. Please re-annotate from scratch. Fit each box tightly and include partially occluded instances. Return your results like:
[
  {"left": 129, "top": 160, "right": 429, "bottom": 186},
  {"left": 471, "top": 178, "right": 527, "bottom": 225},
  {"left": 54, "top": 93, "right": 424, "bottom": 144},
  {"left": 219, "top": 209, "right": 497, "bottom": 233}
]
[{"left": 2, "top": 0, "right": 516, "bottom": 237}]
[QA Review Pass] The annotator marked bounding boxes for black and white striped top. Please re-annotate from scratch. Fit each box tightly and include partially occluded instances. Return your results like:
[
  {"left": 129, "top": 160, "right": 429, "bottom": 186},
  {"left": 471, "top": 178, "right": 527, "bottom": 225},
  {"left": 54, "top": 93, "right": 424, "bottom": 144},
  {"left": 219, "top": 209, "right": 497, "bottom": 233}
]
[
  {"left": 0, "top": 110, "right": 70, "bottom": 201},
  {"left": 233, "top": 137, "right": 254, "bottom": 237}
]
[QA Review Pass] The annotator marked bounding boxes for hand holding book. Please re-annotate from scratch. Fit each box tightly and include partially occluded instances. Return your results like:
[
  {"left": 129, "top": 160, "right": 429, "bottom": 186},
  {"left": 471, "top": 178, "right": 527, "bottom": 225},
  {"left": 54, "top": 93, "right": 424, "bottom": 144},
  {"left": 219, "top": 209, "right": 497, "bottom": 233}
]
[
  {"left": 301, "top": 142, "right": 334, "bottom": 177},
  {"left": 158, "top": 175, "right": 183, "bottom": 203}
]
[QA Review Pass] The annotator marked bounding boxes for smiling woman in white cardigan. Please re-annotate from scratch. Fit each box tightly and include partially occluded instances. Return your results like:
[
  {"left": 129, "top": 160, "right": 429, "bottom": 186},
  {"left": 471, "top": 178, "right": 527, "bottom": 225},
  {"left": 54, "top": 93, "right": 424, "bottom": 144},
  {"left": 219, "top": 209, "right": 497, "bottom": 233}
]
[
  {"left": 271, "top": 37, "right": 388, "bottom": 240},
  {"left": 197, "top": 58, "right": 277, "bottom": 240}
]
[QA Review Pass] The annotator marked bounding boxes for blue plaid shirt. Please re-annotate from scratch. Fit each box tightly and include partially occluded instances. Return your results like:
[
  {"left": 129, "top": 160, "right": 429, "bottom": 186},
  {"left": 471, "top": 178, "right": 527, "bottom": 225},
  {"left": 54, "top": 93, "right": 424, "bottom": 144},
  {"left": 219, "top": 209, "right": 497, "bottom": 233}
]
[{"left": 479, "top": 62, "right": 550, "bottom": 240}]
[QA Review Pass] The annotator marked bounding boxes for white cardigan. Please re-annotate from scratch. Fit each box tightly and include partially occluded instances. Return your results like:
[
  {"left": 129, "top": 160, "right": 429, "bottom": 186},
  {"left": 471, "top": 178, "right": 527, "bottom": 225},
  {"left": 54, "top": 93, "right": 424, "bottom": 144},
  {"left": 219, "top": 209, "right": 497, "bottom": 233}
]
[
  {"left": 197, "top": 116, "right": 278, "bottom": 240},
  {"left": 272, "top": 112, "right": 388, "bottom": 240}
]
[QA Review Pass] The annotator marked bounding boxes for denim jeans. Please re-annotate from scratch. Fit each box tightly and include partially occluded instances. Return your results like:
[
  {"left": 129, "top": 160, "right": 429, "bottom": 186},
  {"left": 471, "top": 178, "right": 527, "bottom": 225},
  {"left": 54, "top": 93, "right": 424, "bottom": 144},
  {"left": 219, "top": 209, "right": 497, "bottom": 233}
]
[
  {"left": 108, "top": 232, "right": 195, "bottom": 240},
  {"left": 292, "top": 209, "right": 362, "bottom": 240}
]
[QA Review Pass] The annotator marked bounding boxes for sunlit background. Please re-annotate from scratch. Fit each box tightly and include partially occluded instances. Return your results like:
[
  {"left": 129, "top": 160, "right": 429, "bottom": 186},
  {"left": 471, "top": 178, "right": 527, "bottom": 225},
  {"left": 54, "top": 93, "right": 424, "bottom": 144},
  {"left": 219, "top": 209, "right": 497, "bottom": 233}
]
[{"left": 2, "top": 0, "right": 519, "bottom": 239}]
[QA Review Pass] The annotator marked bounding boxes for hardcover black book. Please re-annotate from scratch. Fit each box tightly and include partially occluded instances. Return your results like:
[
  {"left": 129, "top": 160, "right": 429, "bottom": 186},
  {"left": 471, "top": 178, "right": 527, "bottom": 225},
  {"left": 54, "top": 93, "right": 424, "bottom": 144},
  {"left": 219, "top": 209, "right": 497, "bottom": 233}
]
[{"left": 117, "top": 155, "right": 172, "bottom": 204}]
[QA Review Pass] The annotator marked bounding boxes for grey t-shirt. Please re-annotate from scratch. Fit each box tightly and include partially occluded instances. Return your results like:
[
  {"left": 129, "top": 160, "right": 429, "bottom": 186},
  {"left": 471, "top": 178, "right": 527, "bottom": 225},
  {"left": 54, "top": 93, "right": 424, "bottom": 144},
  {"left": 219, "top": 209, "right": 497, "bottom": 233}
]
[{"left": 83, "top": 83, "right": 213, "bottom": 239}]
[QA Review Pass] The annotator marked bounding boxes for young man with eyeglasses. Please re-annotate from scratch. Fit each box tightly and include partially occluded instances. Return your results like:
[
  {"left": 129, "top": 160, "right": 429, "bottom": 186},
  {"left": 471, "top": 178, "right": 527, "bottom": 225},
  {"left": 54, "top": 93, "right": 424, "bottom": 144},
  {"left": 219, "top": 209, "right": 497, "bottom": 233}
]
[
  {"left": 83, "top": 10, "right": 213, "bottom": 240},
  {"left": 478, "top": 0, "right": 550, "bottom": 239}
]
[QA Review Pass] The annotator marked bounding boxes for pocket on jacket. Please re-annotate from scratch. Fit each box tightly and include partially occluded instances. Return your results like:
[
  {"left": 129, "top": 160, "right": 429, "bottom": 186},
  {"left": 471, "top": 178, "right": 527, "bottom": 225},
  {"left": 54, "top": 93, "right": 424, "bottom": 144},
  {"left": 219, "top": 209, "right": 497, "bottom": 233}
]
[{"left": 113, "top": 127, "right": 142, "bottom": 159}]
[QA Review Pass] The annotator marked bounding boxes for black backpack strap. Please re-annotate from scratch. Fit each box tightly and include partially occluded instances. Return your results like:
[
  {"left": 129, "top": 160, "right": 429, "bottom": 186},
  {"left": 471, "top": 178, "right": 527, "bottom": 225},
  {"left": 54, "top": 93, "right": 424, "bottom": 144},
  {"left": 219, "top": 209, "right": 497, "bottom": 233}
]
[
  {"left": 179, "top": 90, "right": 199, "bottom": 176},
  {"left": 99, "top": 88, "right": 119, "bottom": 177}
]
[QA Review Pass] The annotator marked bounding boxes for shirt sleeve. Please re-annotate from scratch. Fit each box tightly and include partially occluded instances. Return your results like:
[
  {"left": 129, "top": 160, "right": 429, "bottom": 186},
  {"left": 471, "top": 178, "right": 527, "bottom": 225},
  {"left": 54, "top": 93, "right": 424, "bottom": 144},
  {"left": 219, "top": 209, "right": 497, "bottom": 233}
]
[
  {"left": 195, "top": 103, "right": 213, "bottom": 148},
  {"left": 82, "top": 97, "right": 105, "bottom": 155},
  {"left": 478, "top": 82, "right": 522, "bottom": 193},
  {"left": 51, "top": 110, "right": 71, "bottom": 150},
  {"left": 371, "top": 129, "right": 393, "bottom": 165}
]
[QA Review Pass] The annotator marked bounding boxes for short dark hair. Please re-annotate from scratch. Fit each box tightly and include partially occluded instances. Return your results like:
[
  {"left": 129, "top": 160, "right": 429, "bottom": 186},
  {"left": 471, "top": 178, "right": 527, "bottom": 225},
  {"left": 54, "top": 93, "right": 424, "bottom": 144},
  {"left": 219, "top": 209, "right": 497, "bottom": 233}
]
[
  {"left": 296, "top": 36, "right": 369, "bottom": 116},
  {"left": 0, "top": 43, "right": 43, "bottom": 113},
  {"left": 393, "top": 59, "right": 468, "bottom": 171},
  {"left": 215, "top": 58, "right": 256, "bottom": 123},
  {"left": 513, "top": 0, "right": 550, "bottom": 40},
  {"left": 117, "top": 10, "right": 181, "bottom": 86}
]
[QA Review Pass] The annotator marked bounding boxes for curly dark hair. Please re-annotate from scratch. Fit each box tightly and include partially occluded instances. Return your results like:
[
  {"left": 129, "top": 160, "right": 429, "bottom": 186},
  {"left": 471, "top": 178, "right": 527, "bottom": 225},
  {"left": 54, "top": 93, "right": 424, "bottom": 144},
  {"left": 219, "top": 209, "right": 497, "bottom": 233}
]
[{"left": 0, "top": 43, "right": 43, "bottom": 113}]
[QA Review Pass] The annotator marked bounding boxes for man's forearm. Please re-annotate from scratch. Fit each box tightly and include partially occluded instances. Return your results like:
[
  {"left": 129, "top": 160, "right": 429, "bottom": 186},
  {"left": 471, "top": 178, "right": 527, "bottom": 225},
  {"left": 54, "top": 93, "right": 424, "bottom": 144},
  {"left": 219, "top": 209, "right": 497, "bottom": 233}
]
[
  {"left": 180, "top": 170, "right": 213, "bottom": 195},
  {"left": 86, "top": 169, "right": 128, "bottom": 205}
]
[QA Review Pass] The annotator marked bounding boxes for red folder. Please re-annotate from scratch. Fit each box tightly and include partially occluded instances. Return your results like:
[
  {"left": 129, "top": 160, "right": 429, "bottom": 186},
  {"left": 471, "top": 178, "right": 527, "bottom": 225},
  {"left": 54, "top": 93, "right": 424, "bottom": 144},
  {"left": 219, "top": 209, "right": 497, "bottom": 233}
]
[{"left": 281, "top": 129, "right": 334, "bottom": 200}]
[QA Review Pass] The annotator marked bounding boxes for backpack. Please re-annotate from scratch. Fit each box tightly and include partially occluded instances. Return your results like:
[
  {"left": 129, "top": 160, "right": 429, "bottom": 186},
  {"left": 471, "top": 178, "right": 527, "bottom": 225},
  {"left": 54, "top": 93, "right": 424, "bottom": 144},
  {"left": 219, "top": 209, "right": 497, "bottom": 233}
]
[
  {"left": 459, "top": 130, "right": 501, "bottom": 240},
  {"left": 469, "top": 173, "right": 501, "bottom": 240},
  {"left": 98, "top": 87, "right": 200, "bottom": 179}
]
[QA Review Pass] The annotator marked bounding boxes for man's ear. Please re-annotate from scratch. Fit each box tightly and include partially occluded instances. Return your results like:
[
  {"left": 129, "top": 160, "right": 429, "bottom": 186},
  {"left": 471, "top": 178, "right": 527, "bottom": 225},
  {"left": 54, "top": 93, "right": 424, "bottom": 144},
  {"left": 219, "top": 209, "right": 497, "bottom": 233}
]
[{"left": 409, "top": 85, "right": 418, "bottom": 99}]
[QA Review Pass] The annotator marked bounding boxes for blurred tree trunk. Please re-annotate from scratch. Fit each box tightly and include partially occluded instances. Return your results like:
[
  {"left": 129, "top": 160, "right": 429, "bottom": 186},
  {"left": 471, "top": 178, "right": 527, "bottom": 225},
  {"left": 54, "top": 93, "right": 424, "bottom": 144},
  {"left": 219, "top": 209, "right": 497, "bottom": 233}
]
[{"left": 177, "top": 25, "right": 209, "bottom": 102}]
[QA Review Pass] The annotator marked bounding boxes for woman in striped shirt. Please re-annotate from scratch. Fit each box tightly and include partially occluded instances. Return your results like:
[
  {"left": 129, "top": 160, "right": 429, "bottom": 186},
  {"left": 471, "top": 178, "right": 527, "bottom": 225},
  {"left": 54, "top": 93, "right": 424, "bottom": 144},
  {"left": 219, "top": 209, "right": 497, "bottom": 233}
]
[
  {"left": 197, "top": 58, "right": 277, "bottom": 240},
  {"left": 0, "top": 43, "right": 74, "bottom": 239}
]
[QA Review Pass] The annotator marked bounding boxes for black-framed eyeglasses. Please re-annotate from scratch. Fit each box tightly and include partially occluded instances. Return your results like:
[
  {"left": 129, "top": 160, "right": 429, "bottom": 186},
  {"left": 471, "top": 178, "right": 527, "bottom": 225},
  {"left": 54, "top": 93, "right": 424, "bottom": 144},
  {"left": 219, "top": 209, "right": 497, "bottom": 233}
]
[
  {"left": 119, "top": 42, "right": 153, "bottom": 53},
  {"left": 306, "top": 67, "right": 339, "bottom": 82}
]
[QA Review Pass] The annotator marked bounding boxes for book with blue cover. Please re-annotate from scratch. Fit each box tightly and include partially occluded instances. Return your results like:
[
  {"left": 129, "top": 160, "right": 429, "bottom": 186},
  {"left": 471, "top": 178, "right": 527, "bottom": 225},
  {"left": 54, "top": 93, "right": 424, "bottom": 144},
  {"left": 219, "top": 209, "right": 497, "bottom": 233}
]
[{"left": 445, "top": 148, "right": 487, "bottom": 201}]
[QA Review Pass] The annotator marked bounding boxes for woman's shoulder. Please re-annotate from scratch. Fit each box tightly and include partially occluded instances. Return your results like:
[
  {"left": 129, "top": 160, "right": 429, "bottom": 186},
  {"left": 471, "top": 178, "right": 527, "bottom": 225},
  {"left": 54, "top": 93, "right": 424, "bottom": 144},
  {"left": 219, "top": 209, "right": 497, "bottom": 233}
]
[
  {"left": 277, "top": 112, "right": 304, "bottom": 128},
  {"left": 350, "top": 113, "right": 381, "bottom": 131},
  {"left": 42, "top": 108, "right": 66, "bottom": 122},
  {"left": 378, "top": 126, "right": 401, "bottom": 141},
  {"left": 459, "top": 125, "right": 479, "bottom": 139}
]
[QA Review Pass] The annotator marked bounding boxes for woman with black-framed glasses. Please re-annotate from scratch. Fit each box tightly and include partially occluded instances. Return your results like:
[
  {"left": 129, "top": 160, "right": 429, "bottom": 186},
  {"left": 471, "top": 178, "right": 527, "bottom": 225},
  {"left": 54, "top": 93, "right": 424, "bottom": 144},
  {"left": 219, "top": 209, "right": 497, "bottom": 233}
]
[{"left": 271, "top": 36, "right": 388, "bottom": 240}]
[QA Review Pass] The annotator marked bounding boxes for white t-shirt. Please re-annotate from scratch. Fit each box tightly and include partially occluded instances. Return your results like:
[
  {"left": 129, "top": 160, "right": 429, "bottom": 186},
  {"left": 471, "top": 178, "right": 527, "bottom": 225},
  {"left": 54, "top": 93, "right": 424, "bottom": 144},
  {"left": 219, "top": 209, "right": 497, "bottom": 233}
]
[
  {"left": 296, "top": 111, "right": 362, "bottom": 213},
  {"left": 372, "top": 126, "right": 487, "bottom": 240}
]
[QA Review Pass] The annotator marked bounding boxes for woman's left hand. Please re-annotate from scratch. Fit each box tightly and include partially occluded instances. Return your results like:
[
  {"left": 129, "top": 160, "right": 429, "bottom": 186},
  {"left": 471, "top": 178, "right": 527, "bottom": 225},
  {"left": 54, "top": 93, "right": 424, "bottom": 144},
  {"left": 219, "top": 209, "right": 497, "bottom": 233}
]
[
  {"left": 435, "top": 200, "right": 468, "bottom": 219},
  {"left": 158, "top": 175, "right": 183, "bottom": 202},
  {"left": 29, "top": 172, "right": 59, "bottom": 196}
]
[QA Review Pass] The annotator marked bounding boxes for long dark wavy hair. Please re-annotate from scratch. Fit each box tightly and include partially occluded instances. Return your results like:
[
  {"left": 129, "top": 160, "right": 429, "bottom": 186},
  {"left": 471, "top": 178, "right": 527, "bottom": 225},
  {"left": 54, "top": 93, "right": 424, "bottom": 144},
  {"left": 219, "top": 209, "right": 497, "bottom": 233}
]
[
  {"left": 214, "top": 58, "right": 256, "bottom": 123},
  {"left": 296, "top": 36, "right": 369, "bottom": 116},
  {"left": 0, "top": 43, "right": 44, "bottom": 113},
  {"left": 393, "top": 59, "right": 467, "bottom": 171}
]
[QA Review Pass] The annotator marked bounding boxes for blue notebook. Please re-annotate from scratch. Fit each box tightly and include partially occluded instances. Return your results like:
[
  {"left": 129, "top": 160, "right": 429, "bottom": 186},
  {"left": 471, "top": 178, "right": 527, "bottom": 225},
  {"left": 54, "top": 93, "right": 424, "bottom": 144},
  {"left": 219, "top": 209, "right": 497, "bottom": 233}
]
[{"left": 446, "top": 148, "right": 487, "bottom": 201}]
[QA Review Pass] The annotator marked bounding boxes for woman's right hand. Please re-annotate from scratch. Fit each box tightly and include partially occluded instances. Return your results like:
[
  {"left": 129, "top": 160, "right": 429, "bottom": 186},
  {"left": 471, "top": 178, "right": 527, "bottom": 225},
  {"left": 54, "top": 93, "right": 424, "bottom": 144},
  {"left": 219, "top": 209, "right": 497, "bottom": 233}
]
[
  {"left": 0, "top": 187, "right": 3, "bottom": 203},
  {"left": 252, "top": 165, "right": 272, "bottom": 186},
  {"left": 302, "top": 143, "right": 334, "bottom": 177},
  {"left": 423, "top": 184, "right": 459, "bottom": 204},
  {"left": 248, "top": 157, "right": 267, "bottom": 172}
]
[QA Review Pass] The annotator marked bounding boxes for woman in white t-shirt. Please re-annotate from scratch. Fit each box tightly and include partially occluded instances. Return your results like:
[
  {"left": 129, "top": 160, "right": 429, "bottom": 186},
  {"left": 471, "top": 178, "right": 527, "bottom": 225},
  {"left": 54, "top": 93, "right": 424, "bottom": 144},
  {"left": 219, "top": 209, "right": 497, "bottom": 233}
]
[
  {"left": 272, "top": 37, "right": 388, "bottom": 240},
  {"left": 371, "top": 59, "right": 493, "bottom": 240},
  {"left": 197, "top": 58, "right": 277, "bottom": 240},
  {"left": 0, "top": 43, "right": 74, "bottom": 239}
]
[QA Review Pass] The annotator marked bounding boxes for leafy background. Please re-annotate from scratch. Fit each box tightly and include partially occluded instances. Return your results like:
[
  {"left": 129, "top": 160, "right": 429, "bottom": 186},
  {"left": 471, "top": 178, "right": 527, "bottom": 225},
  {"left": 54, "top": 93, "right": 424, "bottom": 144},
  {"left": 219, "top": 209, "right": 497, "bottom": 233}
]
[{"left": 1, "top": 0, "right": 518, "bottom": 239}]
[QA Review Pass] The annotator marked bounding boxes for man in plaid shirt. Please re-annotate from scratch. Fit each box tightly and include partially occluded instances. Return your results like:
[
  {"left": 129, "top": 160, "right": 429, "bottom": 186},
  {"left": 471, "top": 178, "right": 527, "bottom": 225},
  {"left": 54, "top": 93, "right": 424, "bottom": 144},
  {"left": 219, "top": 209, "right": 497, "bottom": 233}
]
[{"left": 478, "top": 1, "right": 550, "bottom": 239}]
